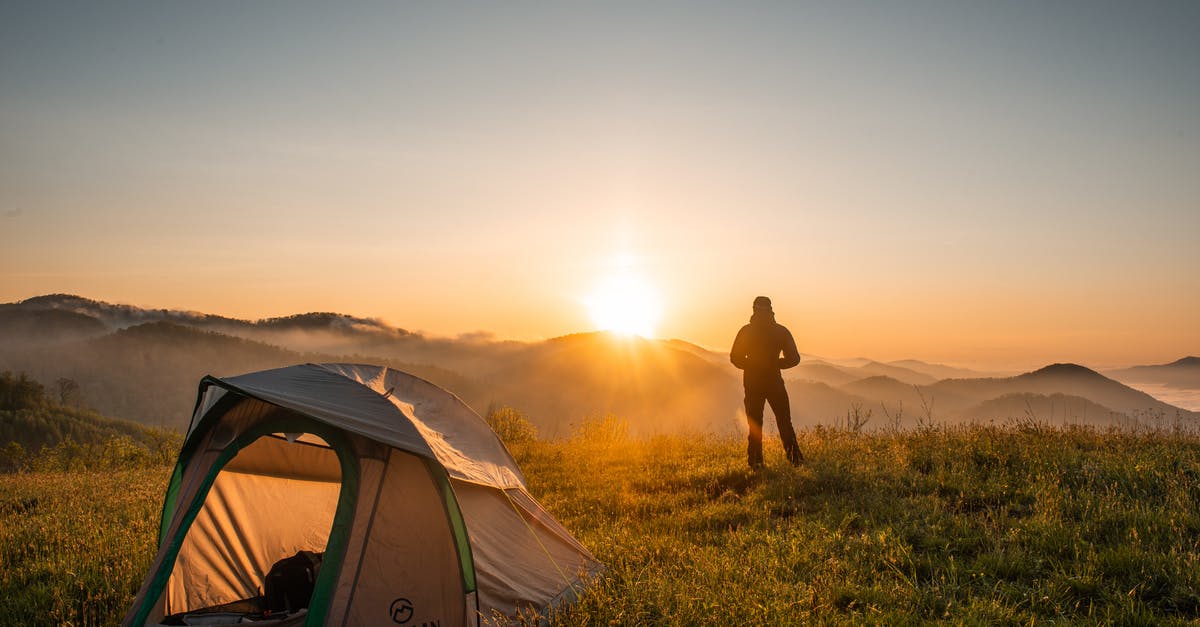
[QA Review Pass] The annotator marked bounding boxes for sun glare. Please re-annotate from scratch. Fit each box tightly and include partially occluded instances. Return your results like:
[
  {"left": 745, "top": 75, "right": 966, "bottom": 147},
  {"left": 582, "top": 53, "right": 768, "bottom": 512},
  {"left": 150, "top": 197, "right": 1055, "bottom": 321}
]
[{"left": 585, "top": 274, "right": 663, "bottom": 337}]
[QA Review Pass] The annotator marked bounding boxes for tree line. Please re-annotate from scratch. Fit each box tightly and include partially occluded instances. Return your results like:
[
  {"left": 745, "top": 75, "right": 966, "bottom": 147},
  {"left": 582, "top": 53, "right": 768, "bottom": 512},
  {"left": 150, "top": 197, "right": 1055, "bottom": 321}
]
[{"left": 0, "top": 371, "right": 181, "bottom": 472}]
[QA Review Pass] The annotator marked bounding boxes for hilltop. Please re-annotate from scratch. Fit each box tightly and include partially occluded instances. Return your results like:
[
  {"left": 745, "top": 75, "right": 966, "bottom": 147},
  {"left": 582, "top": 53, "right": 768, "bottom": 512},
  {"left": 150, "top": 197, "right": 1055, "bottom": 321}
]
[
  {"left": 1106, "top": 356, "right": 1200, "bottom": 389},
  {"left": 5, "top": 424, "right": 1200, "bottom": 624}
]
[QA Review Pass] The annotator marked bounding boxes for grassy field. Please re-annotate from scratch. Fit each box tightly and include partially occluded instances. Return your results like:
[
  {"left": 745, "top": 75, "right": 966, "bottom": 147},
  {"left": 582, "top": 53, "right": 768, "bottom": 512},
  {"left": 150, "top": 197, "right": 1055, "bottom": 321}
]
[{"left": 3, "top": 424, "right": 1200, "bottom": 625}]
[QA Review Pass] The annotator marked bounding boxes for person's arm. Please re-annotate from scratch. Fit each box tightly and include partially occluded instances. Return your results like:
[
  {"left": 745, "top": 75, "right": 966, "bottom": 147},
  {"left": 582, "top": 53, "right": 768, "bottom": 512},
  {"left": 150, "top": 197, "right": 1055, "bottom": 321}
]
[
  {"left": 730, "top": 327, "right": 749, "bottom": 370},
  {"left": 778, "top": 327, "right": 801, "bottom": 369}
]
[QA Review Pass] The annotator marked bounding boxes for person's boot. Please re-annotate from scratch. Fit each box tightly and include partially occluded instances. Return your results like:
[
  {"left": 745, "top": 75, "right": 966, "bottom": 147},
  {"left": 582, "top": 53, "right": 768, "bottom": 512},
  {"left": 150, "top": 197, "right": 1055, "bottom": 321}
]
[
  {"left": 748, "top": 439, "right": 763, "bottom": 470},
  {"left": 787, "top": 446, "right": 804, "bottom": 466}
]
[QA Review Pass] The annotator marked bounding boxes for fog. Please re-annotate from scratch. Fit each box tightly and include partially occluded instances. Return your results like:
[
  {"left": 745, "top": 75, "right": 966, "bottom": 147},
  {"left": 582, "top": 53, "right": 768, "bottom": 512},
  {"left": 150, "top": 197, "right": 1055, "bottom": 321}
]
[{"left": 2, "top": 295, "right": 1197, "bottom": 435}]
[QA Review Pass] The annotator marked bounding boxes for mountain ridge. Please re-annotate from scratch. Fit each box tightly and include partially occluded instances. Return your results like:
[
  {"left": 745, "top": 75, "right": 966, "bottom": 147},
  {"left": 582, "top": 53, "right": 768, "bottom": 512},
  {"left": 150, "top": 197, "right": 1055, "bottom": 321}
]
[{"left": 2, "top": 294, "right": 1196, "bottom": 431}]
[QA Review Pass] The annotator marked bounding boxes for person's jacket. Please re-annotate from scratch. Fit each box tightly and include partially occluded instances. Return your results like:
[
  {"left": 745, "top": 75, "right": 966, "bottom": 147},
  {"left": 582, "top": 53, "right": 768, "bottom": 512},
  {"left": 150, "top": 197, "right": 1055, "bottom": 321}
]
[{"left": 730, "top": 311, "right": 800, "bottom": 385}]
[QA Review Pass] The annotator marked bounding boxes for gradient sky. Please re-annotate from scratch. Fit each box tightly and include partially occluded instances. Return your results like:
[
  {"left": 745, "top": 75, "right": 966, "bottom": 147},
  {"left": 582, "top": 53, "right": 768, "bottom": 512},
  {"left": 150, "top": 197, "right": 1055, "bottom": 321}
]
[{"left": 2, "top": 1, "right": 1198, "bottom": 370}]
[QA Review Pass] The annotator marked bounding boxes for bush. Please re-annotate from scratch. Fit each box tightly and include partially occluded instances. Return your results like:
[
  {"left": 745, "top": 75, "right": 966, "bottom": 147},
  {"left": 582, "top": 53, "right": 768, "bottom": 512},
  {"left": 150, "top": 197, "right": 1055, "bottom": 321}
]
[
  {"left": 486, "top": 406, "right": 539, "bottom": 444},
  {"left": 0, "top": 442, "right": 26, "bottom": 472}
]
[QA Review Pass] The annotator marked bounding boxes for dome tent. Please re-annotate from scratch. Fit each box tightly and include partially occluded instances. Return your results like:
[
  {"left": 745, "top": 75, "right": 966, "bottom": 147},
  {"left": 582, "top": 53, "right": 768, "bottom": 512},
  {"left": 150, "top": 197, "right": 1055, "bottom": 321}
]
[{"left": 123, "top": 363, "right": 601, "bottom": 626}]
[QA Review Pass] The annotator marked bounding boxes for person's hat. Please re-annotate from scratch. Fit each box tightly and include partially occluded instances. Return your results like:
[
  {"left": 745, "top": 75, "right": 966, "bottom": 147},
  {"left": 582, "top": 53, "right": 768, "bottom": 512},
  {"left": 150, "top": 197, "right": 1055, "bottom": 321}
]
[{"left": 753, "top": 296, "right": 772, "bottom": 311}]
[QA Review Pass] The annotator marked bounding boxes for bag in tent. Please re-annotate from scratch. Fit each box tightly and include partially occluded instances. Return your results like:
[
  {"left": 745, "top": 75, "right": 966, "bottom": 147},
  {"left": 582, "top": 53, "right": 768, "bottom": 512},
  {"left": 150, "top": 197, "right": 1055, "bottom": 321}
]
[{"left": 123, "top": 363, "right": 602, "bottom": 626}]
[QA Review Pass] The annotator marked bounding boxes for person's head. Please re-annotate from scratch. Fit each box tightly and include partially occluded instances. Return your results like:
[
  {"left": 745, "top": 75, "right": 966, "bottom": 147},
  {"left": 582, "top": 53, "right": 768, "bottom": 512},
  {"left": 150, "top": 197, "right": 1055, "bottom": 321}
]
[{"left": 752, "top": 296, "right": 772, "bottom": 313}]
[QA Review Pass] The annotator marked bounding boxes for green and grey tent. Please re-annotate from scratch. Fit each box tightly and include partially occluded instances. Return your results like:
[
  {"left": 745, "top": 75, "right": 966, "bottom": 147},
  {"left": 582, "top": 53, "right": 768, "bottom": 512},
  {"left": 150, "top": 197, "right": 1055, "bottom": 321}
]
[{"left": 123, "top": 363, "right": 601, "bottom": 626}]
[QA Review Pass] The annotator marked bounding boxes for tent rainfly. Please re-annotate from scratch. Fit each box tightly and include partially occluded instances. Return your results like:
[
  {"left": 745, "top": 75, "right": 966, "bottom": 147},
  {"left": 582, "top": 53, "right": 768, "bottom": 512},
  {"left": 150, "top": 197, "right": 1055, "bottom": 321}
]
[{"left": 123, "top": 363, "right": 602, "bottom": 626}]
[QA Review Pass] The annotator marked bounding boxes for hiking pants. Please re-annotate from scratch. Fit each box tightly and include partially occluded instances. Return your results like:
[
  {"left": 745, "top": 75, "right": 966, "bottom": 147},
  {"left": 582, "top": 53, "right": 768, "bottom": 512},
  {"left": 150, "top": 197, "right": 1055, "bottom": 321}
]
[{"left": 744, "top": 376, "right": 801, "bottom": 467}]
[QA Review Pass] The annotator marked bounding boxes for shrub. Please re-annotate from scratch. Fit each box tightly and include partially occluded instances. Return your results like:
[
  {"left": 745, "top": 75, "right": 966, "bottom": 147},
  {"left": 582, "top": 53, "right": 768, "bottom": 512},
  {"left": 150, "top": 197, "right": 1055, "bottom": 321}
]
[{"left": 486, "top": 406, "right": 539, "bottom": 444}]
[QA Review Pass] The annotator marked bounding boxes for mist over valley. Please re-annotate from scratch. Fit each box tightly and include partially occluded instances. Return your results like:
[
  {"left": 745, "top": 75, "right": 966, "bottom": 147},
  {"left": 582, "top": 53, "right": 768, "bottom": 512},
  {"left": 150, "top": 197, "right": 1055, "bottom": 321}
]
[{"left": 2, "top": 295, "right": 1197, "bottom": 436}]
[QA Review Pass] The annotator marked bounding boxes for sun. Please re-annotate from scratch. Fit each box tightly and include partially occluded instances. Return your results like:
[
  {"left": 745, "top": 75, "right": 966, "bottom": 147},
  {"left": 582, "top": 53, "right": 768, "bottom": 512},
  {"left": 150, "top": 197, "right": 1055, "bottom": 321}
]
[{"left": 585, "top": 274, "right": 663, "bottom": 337}]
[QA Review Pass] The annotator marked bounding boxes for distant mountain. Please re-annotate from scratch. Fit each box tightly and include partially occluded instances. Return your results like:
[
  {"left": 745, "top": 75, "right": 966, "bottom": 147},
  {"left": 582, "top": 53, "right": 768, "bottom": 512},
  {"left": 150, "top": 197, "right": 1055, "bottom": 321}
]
[
  {"left": 1106, "top": 357, "right": 1200, "bottom": 390},
  {"left": 857, "top": 361, "right": 937, "bottom": 385},
  {"left": 928, "top": 364, "right": 1196, "bottom": 421},
  {"left": 783, "top": 381, "right": 868, "bottom": 428},
  {"left": 788, "top": 360, "right": 934, "bottom": 387},
  {"left": 661, "top": 339, "right": 736, "bottom": 372},
  {"left": 2, "top": 294, "right": 420, "bottom": 352},
  {"left": 789, "top": 361, "right": 863, "bottom": 387},
  {"left": 9, "top": 293, "right": 245, "bottom": 331},
  {"left": 0, "top": 305, "right": 745, "bottom": 435},
  {"left": 962, "top": 393, "right": 1128, "bottom": 427},
  {"left": 886, "top": 359, "right": 997, "bottom": 380},
  {"left": 785, "top": 363, "right": 1200, "bottom": 428},
  {"left": 0, "top": 320, "right": 469, "bottom": 429},
  {"left": 477, "top": 332, "right": 742, "bottom": 437},
  {"left": 0, "top": 306, "right": 107, "bottom": 346},
  {"left": 4, "top": 295, "right": 1197, "bottom": 433}
]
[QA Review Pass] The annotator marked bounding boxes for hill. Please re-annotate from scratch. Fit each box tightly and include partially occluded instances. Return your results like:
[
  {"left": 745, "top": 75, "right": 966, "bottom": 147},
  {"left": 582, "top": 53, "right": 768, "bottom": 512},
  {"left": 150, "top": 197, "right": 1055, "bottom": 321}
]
[
  {"left": 0, "top": 306, "right": 107, "bottom": 346},
  {"left": 886, "top": 358, "right": 999, "bottom": 380},
  {"left": 0, "top": 371, "right": 178, "bottom": 471},
  {"left": 1106, "top": 356, "right": 1200, "bottom": 389},
  {"left": 3, "top": 295, "right": 1197, "bottom": 433},
  {"left": 856, "top": 361, "right": 937, "bottom": 385},
  {"left": 478, "top": 332, "right": 742, "bottom": 436},
  {"left": 5, "top": 426, "right": 1200, "bottom": 624},
  {"left": 0, "top": 322, "right": 314, "bottom": 428},
  {"left": 789, "top": 361, "right": 935, "bottom": 387},
  {"left": 789, "top": 361, "right": 863, "bottom": 387},
  {"left": 927, "top": 363, "right": 1194, "bottom": 422},
  {"left": 961, "top": 392, "right": 1128, "bottom": 427}
]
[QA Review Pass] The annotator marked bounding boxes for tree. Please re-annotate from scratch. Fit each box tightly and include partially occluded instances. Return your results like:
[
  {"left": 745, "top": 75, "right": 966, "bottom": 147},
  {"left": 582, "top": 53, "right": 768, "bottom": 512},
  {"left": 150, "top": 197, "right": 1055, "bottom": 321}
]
[
  {"left": 55, "top": 377, "right": 80, "bottom": 406},
  {"left": 0, "top": 371, "right": 47, "bottom": 410}
]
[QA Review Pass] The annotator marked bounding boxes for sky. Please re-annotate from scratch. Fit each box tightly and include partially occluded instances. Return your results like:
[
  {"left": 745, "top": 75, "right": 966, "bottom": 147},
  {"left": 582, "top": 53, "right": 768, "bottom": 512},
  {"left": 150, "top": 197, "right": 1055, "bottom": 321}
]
[{"left": 2, "top": 1, "right": 1198, "bottom": 370}]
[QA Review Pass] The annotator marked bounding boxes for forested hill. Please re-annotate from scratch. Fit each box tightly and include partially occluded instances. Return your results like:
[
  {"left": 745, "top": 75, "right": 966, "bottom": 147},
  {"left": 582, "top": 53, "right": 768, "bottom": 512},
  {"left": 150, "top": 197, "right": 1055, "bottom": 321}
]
[{"left": 0, "top": 371, "right": 179, "bottom": 471}]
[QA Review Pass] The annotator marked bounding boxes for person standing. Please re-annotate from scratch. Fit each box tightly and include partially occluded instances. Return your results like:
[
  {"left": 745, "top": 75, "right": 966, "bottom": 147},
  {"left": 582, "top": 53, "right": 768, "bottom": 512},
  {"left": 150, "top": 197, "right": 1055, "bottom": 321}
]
[{"left": 730, "top": 296, "right": 803, "bottom": 468}]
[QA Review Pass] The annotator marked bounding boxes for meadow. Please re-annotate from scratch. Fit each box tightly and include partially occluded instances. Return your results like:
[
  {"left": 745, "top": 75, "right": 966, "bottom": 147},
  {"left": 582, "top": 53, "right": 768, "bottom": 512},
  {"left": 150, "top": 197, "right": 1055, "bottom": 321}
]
[{"left": 3, "top": 420, "right": 1200, "bottom": 625}]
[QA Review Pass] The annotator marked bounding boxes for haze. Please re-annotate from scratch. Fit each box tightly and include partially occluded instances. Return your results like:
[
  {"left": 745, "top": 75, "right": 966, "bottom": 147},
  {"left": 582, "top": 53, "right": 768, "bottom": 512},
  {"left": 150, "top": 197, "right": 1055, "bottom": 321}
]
[{"left": 2, "top": 2, "right": 1198, "bottom": 371}]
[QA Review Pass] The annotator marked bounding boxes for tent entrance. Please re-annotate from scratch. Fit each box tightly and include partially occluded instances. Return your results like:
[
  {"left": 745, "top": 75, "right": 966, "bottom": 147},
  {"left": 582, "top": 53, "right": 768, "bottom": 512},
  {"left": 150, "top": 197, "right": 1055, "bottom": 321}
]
[{"left": 161, "top": 431, "right": 343, "bottom": 622}]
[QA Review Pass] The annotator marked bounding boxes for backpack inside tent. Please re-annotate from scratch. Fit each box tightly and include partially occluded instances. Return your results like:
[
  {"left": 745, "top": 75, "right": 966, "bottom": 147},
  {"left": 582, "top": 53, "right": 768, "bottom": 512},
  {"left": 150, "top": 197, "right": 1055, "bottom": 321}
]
[{"left": 123, "top": 363, "right": 602, "bottom": 626}]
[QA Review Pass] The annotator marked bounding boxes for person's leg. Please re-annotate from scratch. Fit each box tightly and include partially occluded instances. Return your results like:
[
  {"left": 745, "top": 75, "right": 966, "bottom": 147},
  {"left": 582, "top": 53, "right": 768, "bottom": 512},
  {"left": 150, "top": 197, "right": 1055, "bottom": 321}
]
[
  {"left": 744, "top": 386, "right": 766, "bottom": 468},
  {"left": 766, "top": 379, "right": 803, "bottom": 465}
]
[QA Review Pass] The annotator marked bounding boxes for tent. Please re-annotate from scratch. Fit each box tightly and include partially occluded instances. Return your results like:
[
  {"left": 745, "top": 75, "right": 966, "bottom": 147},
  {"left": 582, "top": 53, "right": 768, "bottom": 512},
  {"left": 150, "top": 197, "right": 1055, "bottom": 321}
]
[{"left": 123, "top": 363, "right": 601, "bottom": 626}]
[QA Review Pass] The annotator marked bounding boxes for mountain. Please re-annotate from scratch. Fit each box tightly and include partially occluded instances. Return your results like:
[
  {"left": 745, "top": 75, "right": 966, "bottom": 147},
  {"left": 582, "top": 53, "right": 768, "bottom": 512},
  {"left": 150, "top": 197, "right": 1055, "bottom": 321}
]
[
  {"left": 3, "top": 295, "right": 1197, "bottom": 434},
  {"left": 961, "top": 393, "right": 1128, "bottom": 427},
  {"left": 886, "top": 359, "right": 998, "bottom": 380},
  {"left": 476, "top": 332, "right": 742, "bottom": 437},
  {"left": 788, "top": 360, "right": 935, "bottom": 387},
  {"left": 928, "top": 364, "right": 1197, "bottom": 422},
  {"left": 0, "top": 306, "right": 107, "bottom": 346},
  {"left": 856, "top": 361, "right": 937, "bottom": 386},
  {"left": 7, "top": 293, "right": 245, "bottom": 332},
  {"left": 0, "top": 300, "right": 746, "bottom": 435},
  {"left": 783, "top": 381, "right": 869, "bottom": 428},
  {"left": 0, "top": 320, "right": 470, "bottom": 429},
  {"left": 1106, "top": 357, "right": 1200, "bottom": 390},
  {"left": 785, "top": 363, "right": 1200, "bottom": 428},
  {"left": 789, "top": 361, "right": 863, "bottom": 387}
]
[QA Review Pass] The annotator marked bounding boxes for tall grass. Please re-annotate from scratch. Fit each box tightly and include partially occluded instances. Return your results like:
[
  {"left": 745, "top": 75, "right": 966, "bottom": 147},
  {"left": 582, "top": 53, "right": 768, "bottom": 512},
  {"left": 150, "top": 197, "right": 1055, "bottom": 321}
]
[
  {"left": 528, "top": 422, "right": 1200, "bottom": 625},
  {"left": 3, "top": 423, "right": 1199, "bottom": 625},
  {"left": 0, "top": 468, "right": 167, "bottom": 626}
]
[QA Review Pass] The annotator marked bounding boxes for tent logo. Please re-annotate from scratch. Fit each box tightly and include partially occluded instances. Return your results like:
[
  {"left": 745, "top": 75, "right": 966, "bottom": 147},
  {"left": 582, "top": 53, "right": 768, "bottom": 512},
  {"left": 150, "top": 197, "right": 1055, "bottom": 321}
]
[{"left": 389, "top": 597, "right": 414, "bottom": 623}]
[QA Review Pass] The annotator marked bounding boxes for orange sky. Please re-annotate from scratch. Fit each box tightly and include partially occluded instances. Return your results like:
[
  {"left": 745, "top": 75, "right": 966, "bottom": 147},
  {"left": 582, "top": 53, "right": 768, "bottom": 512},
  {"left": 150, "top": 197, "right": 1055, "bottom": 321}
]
[{"left": 2, "top": 3, "right": 1198, "bottom": 371}]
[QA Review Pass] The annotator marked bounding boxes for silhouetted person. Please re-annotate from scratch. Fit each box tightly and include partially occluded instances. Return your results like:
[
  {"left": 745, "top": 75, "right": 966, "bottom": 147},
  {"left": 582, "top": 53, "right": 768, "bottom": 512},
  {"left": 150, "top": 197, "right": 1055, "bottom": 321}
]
[{"left": 730, "top": 296, "right": 803, "bottom": 468}]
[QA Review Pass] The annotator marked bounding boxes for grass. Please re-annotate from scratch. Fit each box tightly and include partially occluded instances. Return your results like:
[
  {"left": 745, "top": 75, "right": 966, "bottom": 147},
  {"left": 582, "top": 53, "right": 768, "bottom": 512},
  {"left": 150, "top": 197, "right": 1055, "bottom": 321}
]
[
  {"left": 529, "top": 425, "right": 1200, "bottom": 625},
  {"left": 0, "top": 468, "right": 167, "bottom": 626},
  {"left": 3, "top": 425, "right": 1200, "bottom": 625}
]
